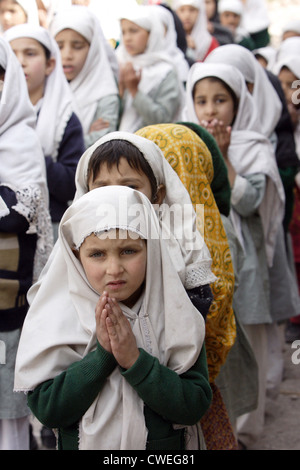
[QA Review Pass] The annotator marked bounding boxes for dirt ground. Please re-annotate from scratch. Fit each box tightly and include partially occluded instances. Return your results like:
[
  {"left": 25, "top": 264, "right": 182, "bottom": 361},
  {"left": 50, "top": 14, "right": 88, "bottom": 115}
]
[{"left": 247, "top": 339, "right": 300, "bottom": 451}]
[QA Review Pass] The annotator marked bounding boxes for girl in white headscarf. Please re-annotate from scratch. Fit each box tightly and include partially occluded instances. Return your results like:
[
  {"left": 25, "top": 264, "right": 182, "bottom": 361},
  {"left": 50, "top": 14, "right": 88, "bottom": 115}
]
[
  {"left": 15, "top": 185, "right": 212, "bottom": 450},
  {"left": 173, "top": 0, "right": 219, "bottom": 62},
  {"left": 50, "top": 5, "right": 120, "bottom": 148},
  {"left": 5, "top": 23, "right": 85, "bottom": 239},
  {"left": 0, "top": 36, "right": 52, "bottom": 450},
  {"left": 274, "top": 56, "right": 300, "bottom": 343},
  {"left": 184, "top": 61, "right": 286, "bottom": 448},
  {"left": 150, "top": 4, "right": 190, "bottom": 84},
  {"left": 0, "top": 0, "right": 39, "bottom": 32},
  {"left": 116, "top": 3, "right": 184, "bottom": 132},
  {"left": 205, "top": 43, "right": 300, "bottom": 409}
]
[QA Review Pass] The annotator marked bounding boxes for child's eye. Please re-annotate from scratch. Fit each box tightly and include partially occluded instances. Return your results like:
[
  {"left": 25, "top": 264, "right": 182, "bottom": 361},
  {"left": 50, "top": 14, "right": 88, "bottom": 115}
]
[
  {"left": 122, "top": 249, "right": 136, "bottom": 255},
  {"left": 90, "top": 251, "right": 104, "bottom": 258}
]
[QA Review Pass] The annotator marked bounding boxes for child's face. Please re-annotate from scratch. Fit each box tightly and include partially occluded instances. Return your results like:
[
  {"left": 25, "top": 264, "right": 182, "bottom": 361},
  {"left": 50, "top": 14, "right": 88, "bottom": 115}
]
[
  {"left": 193, "top": 78, "right": 236, "bottom": 127},
  {"left": 78, "top": 231, "right": 147, "bottom": 308},
  {"left": 120, "top": 19, "right": 149, "bottom": 56},
  {"left": 278, "top": 67, "right": 298, "bottom": 106},
  {"left": 219, "top": 11, "right": 241, "bottom": 33},
  {"left": 10, "top": 37, "right": 55, "bottom": 104},
  {"left": 175, "top": 5, "right": 199, "bottom": 35},
  {"left": 0, "top": 0, "right": 27, "bottom": 31},
  {"left": 88, "top": 157, "right": 154, "bottom": 203},
  {"left": 55, "top": 28, "right": 90, "bottom": 81}
]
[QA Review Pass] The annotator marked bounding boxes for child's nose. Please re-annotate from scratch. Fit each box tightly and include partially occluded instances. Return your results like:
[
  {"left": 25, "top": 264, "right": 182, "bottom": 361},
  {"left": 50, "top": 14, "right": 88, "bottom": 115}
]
[{"left": 106, "top": 258, "right": 123, "bottom": 276}]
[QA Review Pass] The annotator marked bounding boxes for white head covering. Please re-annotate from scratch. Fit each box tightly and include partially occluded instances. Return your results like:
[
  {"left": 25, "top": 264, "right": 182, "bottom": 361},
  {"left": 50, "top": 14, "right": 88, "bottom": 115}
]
[
  {"left": 4, "top": 23, "right": 74, "bottom": 161},
  {"left": 273, "top": 55, "right": 300, "bottom": 159},
  {"left": 150, "top": 4, "right": 189, "bottom": 82},
  {"left": 173, "top": 0, "right": 212, "bottom": 61},
  {"left": 205, "top": 44, "right": 282, "bottom": 138},
  {"left": 0, "top": 36, "right": 52, "bottom": 278},
  {"left": 15, "top": 0, "right": 40, "bottom": 26},
  {"left": 184, "top": 62, "right": 285, "bottom": 266},
  {"left": 50, "top": 6, "right": 119, "bottom": 135},
  {"left": 218, "top": 0, "right": 243, "bottom": 15},
  {"left": 116, "top": 4, "right": 182, "bottom": 132},
  {"left": 282, "top": 19, "right": 300, "bottom": 37},
  {"left": 253, "top": 46, "right": 277, "bottom": 70},
  {"left": 275, "top": 36, "right": 300, "bottom": 64},
  {"left": 239, "top": 0, "right": 269, "bottom": 34},
  {"left": 15, "top": 185, "right": 206, "bottom": 449}
]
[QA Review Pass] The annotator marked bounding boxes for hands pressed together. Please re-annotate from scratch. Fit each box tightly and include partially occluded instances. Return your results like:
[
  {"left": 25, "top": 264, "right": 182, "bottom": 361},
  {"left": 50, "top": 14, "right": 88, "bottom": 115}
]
[
  {"left": 200, "top": 119, "right": 237, "bottom": 187},
  {"left": 95, "top": 292, "right": 140, "bottom": 370}
]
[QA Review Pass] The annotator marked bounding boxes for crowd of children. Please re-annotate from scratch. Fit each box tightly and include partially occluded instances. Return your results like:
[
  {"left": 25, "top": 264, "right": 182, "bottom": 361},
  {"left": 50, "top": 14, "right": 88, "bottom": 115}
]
[{"left": 0, "top": 0, "right": 299, "bottom": 452}]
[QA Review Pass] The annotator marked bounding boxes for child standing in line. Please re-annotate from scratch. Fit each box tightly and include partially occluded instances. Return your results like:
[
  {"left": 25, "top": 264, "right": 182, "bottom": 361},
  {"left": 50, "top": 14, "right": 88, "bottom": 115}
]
[
  {"left": 5, "top": 23, "right": 85, "bottom": 240},
  {"left": 217, "top": 0, "right": 255, "bottom": 50},
  {"left": 0, "top": 36, "right": 52, "bottom": 450},
  {"left": 173, "top": 0, "right": 219, "bottom": 63},
  {"left": 116, "top": 4, "right": 183, "bottom": 133},
  {"left": 15, "top": 185, "right": 212, "bottom": 450},
  {"left": 275, "top": 56, "right": 300, "bottom": 343},
  {"left": 0, "top": 0, "right": 39, "bottom": 32},
  {"left": 184, "top": 62, "right": 285, "bottom": 449},
  {"left": 50, "top": 5, "right": 120, "bottom": 149}
]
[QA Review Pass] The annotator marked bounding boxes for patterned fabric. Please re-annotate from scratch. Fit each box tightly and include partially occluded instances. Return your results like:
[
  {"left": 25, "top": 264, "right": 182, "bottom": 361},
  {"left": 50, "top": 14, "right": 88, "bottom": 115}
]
[
  {"left": 136, "top": 123, "right": 236, "bottom": 382},
  {"left": 200, "top": 383, "right": 238, "bottom": 450}
]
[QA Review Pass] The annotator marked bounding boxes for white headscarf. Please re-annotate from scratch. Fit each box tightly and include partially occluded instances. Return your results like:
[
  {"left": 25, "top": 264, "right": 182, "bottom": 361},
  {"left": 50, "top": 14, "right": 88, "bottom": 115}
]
[
  {"left": 116, "top": 4, "right": 181, "bottom": 132},
  {"left": 205, "top": 44, "right": 282, "bottom": 138},
  {"left": 0, "top": 37, "right": 52, "bottom": 279},
  {"left": 4, "top": 23, "right": 74, "bottom": 161},
  {"left": 275, "top": 36, "right": 300, "bottom": 64},
  {"left": 15, "top": 0, "right": 40, "bottom": 26},
  {"left": 273, "top": 55, "right": 300, "bottom": 159},
  {"left": 50, "top": 6, "right": 119, "bottom": 135},
  {"left": 150, "top": 4, "right": 190, "bottom": 82},
  {"left": 184, "top": 62, "right": 285, "bottom": 266},
  {"left": 239, "top": 0, "right": 269, "bottom": 34},
  {"left": 173, "top": 0, "right": 212, "bottom": 61},
  {"left": 15, "top": 185, "right": 206, "bottom": 450}
]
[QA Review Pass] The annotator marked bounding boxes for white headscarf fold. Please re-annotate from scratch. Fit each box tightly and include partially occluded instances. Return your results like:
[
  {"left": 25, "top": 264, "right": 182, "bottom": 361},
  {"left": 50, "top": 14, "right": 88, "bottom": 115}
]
[
  {"left": 205, "top": 44, "right": 282, "bottom": 138},
  {"left": 15, "top": 185, "right": 206, "bottom": 450},
  {"left": 15, "top": 0, "right": 40, "bottom": 26},
  {"left": 173, "top": 0, "right": 212, "bottom": 61},
  {"left": 116, "top": 4, "right": 182, "bottom": 132},
  {"left": 150, "top": 5, "right": 190, "bottom": 82},
  {"left": 0, "top": 37, "right": 52, "bottom": 279},
  {"left": 4, "top": 23, "right": 74, "bottom": 161},
  {"left": 50, "top": 6, "right": 118, "bottom": 135},
  {"left": 184, "top": 62, "right": 285, "bottom": 266}
]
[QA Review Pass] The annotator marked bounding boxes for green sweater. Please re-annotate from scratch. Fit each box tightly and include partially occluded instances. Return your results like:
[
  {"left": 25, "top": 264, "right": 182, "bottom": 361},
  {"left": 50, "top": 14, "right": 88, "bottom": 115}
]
[{"left": 28, "top": 343, "right": 212, "bottom": 450}]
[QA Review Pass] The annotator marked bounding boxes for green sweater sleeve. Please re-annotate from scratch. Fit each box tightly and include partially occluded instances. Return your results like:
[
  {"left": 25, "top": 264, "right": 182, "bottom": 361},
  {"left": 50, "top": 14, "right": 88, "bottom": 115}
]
[
  {"left": 27, "top": 343, "right": 117, "bottom": 429},
  {"left": 122, "top": 347, "right": 212, "bottom": 426}
]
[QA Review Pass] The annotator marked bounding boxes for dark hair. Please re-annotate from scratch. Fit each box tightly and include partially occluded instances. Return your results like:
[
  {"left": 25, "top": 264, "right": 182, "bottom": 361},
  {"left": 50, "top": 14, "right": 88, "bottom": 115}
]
[
  {"left": 193, "top": 76, "right": 239, "bottom": 125},
  {"left": 87, "top": 139, "right": 158, "bottom": 201},
  {"left": 41, "top": 44, "right": 51, "bottom": 61}
]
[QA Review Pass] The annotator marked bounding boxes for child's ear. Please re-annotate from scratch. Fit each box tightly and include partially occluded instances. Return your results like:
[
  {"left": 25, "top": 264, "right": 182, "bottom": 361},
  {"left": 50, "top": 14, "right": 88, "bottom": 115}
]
[{"left": 45, "top": 57, "right": 56, "bottom": 77}]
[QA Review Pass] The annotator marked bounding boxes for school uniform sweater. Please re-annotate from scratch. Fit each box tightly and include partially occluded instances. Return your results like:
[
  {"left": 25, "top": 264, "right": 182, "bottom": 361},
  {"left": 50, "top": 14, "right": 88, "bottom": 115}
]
[
  {"left": 0, "top": 186, "right": 36, "bottom": 331},
  {"left": 45, "top": 112, "right": 85, "bottom": 223},
  {"left": 28, "top": 344, "right": 212, "bottom": 450}
]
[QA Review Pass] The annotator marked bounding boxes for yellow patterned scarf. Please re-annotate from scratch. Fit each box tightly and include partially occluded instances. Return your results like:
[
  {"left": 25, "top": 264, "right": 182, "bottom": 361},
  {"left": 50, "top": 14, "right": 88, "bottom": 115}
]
[{"left": 136, "top": 123, "right": 236, "bottom": 382}]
